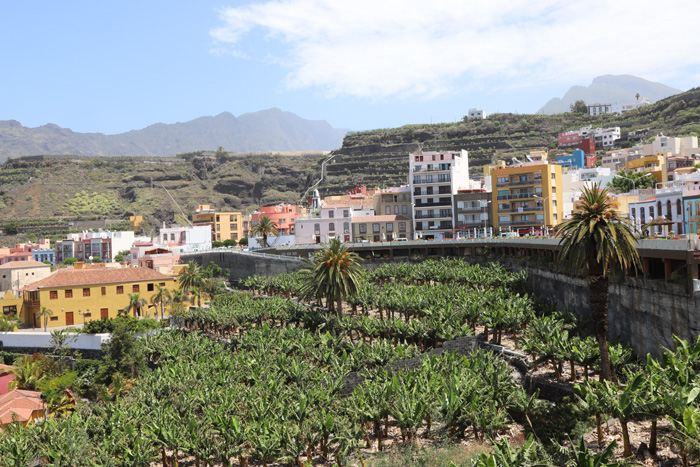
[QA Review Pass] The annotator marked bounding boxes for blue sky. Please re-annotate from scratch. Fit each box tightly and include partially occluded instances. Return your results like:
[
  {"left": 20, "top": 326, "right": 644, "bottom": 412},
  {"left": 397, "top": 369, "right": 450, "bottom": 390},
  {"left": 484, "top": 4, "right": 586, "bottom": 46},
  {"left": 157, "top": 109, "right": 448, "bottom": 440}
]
[{"left": 1, "top": 1, "right": 699, "bottom": 135}]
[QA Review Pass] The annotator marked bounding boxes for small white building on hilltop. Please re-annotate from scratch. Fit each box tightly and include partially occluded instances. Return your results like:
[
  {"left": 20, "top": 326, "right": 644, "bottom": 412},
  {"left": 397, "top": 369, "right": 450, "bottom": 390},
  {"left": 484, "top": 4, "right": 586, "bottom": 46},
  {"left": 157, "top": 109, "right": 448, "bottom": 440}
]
[{"left": 467, "top": 108, "right": 487, "bottom": 120}]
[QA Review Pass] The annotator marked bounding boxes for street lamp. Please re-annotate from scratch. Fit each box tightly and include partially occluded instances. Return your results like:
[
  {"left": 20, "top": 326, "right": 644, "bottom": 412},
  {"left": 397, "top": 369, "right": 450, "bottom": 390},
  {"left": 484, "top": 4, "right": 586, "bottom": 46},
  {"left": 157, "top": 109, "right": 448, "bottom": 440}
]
[
  {"left": 533, "top": 195, "right": 551, "bottom": 236},
  {"left": 613, "top": 172, "right": 654, "bottom": 195}
]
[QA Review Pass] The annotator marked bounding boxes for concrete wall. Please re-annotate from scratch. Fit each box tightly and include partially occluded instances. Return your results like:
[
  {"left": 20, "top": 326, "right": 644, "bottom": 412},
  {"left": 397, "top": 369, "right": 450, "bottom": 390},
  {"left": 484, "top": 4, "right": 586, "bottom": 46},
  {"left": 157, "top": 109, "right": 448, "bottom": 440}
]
[
  {"left": 181, "top": 250, "right": 302, "bottom": 282},
  {"left": 515, "top": 263, "right": 700, "bottom": 359},
  {"left": 0, "top": 332, "right": 110, "bottom": 351}
]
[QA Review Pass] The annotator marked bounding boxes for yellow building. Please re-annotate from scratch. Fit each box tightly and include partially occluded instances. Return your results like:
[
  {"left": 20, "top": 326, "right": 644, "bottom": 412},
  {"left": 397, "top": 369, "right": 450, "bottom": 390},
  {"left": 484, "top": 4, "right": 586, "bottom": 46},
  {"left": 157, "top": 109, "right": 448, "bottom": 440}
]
[
  {"left": 483, "top": 161, "right": 506, "bottom": 177},
  {"left": 624, "top": 153, "right": 668, "bottom": 184},
  {"left": 21, "top": 266, "right": 177, "bottom": 327},
  {"left": 192, "top": 205, "right": 244, "bottom": 242},
  {"left": 491, "top": 162, "right": 563, "bottom": 231}
]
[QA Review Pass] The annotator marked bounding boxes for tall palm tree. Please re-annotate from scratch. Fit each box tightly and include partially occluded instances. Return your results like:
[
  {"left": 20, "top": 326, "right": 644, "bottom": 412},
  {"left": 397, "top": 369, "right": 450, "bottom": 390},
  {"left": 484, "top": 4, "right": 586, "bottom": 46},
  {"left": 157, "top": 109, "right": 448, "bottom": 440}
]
[
  {"left": 300, "top": 238, "right": 364, "bottom": 316},
  {"left": 178, "top": 261, "right": 204, "bottom": 301},
  {"left": 557, "top": 183, "right": 640, "bottom": 380},
  {"left": 250, "top": 216, "right": 279, "bottom": 248},
  {"left": 36, "top": 306, "right": 54, "bottom": 332},
  {"left": 123, "top": 293, "right": 148, "bottom": 318},
  {"left": 150, "top": 285, "right": 172, "bottom": 320}
]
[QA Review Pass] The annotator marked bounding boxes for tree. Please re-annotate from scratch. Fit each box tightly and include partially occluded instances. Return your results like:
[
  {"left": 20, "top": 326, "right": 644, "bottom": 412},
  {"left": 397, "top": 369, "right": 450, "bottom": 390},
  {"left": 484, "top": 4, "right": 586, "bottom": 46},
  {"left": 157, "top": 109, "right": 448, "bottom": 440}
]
[
  {"left": 123, "top": 293, "right": 147, "bottom": 318},
  {"left": 63, "top": 257, "right": 78, "bottom": 266},
  {"left": 36, "top": 306, "right": 54, "bottom": 332},
  {"left": 557, "top": 183, "right": 641, "bottom": 381},
  {"left": 150, "top": 285, "right": 172, "bottom": 320},
  {"left": 178, "top": 261, "right": 204, "bottom": 299},
  {"left": 114, "top": 254, "right": 125, "bottom": 263},
  {"left": 212, "top": 241, "right": 224, "bottom": 248},
  {"left": 223, "top": 238, "right": 237, "bottom": 247},
  {"left": 300, "top": 238, "right": 364, "bottom": 316},
  {"left": 239, "top": 237, "right": 249, "bottom": 247},
  {"left": 609, "top": 170, "right": 655, "bottom": 193},
  {"left": 8, "top": 355, "right": 45, "bottom": 391},
  {"left": 91, "top": 256, "right": 102, "bottom": 263},
  {"left": 250, "top": 216, "right": 279, "bottom": 248},
  {"left": 635, "top": 92, "right": 640, "bottom": 101},
  {"left": 570, "top": 100, "right": 588, "bottom": 114}
]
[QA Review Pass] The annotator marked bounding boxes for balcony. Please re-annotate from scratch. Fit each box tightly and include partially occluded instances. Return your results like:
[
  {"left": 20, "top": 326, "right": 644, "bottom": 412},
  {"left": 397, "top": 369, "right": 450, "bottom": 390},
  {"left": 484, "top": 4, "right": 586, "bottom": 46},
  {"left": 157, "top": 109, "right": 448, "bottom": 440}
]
[
  {"left": 496, "top": 178, "right": 542, "bottom": 187},
  {"left": 500, "top": 219, "right": 541, "bottom": 226},
  {"left": 413, "top": 176, "right": 451, "bottom": 185},
  {"left": 497, "top": 206, "right": 543, "bottom": 214},
  {"left": 415, "top": 200, "right": 452, "bottom": 207},
  {"left": 458, "top": 204, "right": 487, "bottom": 212},
  {"left": 496, "top": 192, "right": 538, "bottom": 201}
]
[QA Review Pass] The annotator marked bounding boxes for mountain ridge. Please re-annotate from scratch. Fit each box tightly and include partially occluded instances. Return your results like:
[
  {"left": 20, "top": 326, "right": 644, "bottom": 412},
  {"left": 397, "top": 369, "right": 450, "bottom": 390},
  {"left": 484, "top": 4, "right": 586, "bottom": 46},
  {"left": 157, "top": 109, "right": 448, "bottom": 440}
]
[
  {"left": 538, "top": 74, "right": 682, "bottom": 114},
  {"left": 0, "top": 108, "right": 348, "bottom": 162}
]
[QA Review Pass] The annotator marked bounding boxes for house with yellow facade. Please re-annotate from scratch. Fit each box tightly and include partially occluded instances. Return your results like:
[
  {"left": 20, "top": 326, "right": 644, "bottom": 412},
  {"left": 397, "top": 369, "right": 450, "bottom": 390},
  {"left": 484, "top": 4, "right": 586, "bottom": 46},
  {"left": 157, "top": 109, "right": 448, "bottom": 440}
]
[
  {"left": 192, "top": 205, "right": 245, "bottom": 242},
  {"left": 491, "top": 160, "right": 563, "bottom": 233},
  {"left": 624, "top": 153, "right": 668, "bottom": 184},
  {"left": 20, "top": 266, "right": 177, "bottom": 328}
]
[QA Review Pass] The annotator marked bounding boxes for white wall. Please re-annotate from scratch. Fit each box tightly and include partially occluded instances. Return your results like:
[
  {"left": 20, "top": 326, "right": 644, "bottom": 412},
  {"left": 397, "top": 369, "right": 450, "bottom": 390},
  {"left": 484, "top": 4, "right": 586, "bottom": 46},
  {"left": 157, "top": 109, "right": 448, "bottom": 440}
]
[{"left": 0, "top": 332, "right": 111, "bottom": 350}]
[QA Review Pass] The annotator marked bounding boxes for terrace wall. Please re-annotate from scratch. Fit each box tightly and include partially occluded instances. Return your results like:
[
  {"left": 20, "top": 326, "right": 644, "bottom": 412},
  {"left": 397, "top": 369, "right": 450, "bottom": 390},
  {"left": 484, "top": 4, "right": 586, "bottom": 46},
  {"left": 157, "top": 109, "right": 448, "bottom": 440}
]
[{"left": 181, "top": 250, "right": 302, "bottom": 282}]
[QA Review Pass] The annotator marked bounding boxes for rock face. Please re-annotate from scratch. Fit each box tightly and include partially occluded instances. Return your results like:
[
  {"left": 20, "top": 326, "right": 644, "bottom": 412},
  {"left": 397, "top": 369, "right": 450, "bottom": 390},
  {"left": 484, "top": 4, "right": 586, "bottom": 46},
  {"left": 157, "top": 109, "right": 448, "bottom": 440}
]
[
  {"left": 0, "top": 108, "right": 348, "bottom": 162},
  {"left": 537, "top": 75, "right": 681, "bottom": 114}
]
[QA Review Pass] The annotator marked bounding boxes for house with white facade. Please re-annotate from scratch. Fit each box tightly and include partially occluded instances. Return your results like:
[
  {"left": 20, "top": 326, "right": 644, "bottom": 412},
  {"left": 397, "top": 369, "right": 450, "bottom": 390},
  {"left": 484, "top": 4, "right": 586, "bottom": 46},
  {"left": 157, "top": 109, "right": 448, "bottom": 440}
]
[
  {"left": 155, "top": 224, "right": 212, "bottom": 253},
  {"left": 467, "top": 108, "right": 487, "bottom": 120},
  {"left": 409, "top": 150, "right": 478, "bottom": 240},
  {"left": 295, "top": 190, "right": 374, "bottom": 244},
  {"left": 643, "top": 134, "right": 699, "bottom": 157},
  {"left": 593, "top": 127, "right": 621, "bottom": 147}
]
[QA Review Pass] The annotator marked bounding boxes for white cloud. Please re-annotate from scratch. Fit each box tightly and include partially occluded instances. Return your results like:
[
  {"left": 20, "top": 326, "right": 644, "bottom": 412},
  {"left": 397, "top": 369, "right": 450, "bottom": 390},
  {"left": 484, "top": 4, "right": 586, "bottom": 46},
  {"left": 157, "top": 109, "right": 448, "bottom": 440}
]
[{"left": 211, "top": 0, "right": 700, "bottom": 98}]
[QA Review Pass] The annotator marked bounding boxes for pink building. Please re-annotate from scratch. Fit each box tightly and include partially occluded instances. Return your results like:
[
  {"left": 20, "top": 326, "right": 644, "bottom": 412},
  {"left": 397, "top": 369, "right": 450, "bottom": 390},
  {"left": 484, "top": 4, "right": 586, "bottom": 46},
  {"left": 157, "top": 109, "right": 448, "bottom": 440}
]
[
  {"left": 558, "top": 130, "right": 581, "bottom": 148},
  {"left": 250, "top": 205, "right": 303, "bottom": 236},
  {"left": 0, "top": 241, "right": 51, "bottom": 265},
  {"left": 0, "top": 365, "right": 16, "bottom": 396}
]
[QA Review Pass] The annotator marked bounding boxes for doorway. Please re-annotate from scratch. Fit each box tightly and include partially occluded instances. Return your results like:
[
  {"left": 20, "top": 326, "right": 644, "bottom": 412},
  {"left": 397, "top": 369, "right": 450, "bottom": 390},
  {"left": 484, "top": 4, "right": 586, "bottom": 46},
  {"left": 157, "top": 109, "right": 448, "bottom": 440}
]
[{"left": 65, "top": 312, "right": 74, "bottom": 326}]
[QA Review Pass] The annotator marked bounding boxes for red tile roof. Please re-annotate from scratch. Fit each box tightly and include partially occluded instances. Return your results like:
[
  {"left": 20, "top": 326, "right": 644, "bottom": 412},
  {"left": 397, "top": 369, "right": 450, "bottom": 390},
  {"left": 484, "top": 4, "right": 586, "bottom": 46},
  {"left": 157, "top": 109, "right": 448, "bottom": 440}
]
[
  {"left": 0, "top": 260, "right": 50, "bottom": 270},
  {"left": 0, "top": 389, "right": 45, "bottom": 425},
  {"left": 22, "top": 267, "right": 173, "bottom": 291}
]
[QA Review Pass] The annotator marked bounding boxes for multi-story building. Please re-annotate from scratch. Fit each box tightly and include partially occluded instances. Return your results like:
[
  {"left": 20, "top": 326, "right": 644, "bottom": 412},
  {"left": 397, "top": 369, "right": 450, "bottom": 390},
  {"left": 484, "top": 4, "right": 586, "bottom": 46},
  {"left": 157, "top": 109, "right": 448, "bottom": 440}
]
[
  {"left": 295, "top": 190, "right": 373, "bottom": 244},
  {"left": 600, "top": 147, "right": 644, "bottom": 170},
  {"left": 21, "top": 265, "right": 177, "bottom": 327},
  {"left": 0, "top": 241, "right": 51, "bottom": 265},
  {"left": 624, "top": 153, "right": 668, "bottom": 184},
  {"left": 593, "top": 127, "right": 621, "bottom": 147},
  {"left": 588, "top": 104, "right": 612, "bottom": 116},
  {"left": 351, "top": 215, "right": 411, "bottom": 242},
  {"left": 373, "top": 186, "right": 412, "bottom": 218},
  {"left": 250, "top": 204, "right": 303, "bottom": 236},
  {"left": 491, "top": 160, "right": 563, "bottom": 233},
  {"left": 192, "top": 205, "right": 244, "bottom": 242},
  {"left": 409, "top": 150, "right": 476, "bottom": 240},
  {"left": 454, "top": 190, "right": 492, "bottom": 237},
  {"left": 643, "top": 135, "right": 699, "bottom": 157},
  {"left": 0, "top": 261, "right": 51, "bottom": 294},
  {"left": 31, "top": 249, "right": 55, "bottom": 266},
  {"left": 155, "top": 224, "right": 211, "bottom": 252},
  {"left": 557, "top": 130, "right": 582, "bottom": 148},
  {"left": 55, "top": 231, "right": 135, "bottom": 263}
]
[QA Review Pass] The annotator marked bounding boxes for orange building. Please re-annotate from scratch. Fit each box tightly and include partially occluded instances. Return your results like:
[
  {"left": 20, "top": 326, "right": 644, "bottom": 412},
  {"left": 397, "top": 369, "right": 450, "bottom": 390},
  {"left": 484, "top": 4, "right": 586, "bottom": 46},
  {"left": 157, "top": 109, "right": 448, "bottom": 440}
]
[
  {"left": 250, "top": 204, "right": 303, "bottom": 236},
  {"left": 0, "top": 389, "right": 46, "bottom": 428}
]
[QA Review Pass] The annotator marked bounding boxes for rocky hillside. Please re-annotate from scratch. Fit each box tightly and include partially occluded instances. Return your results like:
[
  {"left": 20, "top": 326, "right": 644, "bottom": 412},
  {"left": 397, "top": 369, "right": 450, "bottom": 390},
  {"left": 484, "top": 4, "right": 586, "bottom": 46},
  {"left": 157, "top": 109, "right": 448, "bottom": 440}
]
[
  {"left": 317, "top": 86, "right": 700, "bottom": 196},
  {"left": 0, "top": 108, "right": 348, "bottom": 162}
]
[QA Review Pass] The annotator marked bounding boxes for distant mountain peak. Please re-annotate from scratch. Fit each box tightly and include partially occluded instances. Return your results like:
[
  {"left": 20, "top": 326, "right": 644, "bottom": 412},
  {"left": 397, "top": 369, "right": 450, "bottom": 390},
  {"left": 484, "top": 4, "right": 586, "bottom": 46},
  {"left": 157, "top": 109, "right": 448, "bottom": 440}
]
[{"left": 537, "top": 74, "right": 682, "bottom": 115}]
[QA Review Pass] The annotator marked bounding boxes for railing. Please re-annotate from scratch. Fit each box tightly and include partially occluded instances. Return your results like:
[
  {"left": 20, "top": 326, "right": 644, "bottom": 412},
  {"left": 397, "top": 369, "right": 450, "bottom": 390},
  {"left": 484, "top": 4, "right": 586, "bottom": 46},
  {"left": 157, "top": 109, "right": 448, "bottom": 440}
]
[
  {"left": 497, "top": 206, "right": 543, "bottom": 213},
  {"left": 458, "top": 206, "right": 487, "bottom": 212},
  {"left": 413, "top": 177, "right": 451, "bottom": 184},
  {"left": 415, "top": 200, "right": 452, "bottom": 207},
  {"left": 496, "top": 193, "right": 538, "bottom": 200},
  {"left": 496, "top": 179, "right": 542, "bottom": 187},
  {"left": 499, "top": 220, "right": 541, "bottom": 226}
]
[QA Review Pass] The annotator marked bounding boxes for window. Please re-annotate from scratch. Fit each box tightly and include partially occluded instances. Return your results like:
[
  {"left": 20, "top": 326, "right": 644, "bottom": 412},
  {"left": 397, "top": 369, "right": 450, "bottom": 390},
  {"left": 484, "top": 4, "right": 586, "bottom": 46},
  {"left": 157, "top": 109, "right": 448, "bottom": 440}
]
[
  {"left": 133, "top": 285, "right": 139, "bottom": 293},
  {"left": 387, "top": 223, "right": 393, "bottom": 232},
  {"left": 50, "top": 290, "right": 58, "bottom": 300},
  {"left": 343, "top": 210, "right": 350, "bottom": 218},
  {"left": 394, "top": 205, "right": 399, "bottom": 215},
  {"left": 83, "top": 288, "right": 90, "bottom": 297},
  {"left": 344, "top": 222, "right": 350, "bottom": 233},
  {"left": 117, "top": 285, "right": 124, "bottom": 295},
  {"left": 399, "top": 222, "right": 406, "bottom": 232},
  {"left": 402, "top": 205, "right": 408, "bottom": 215},
  {"left": 385, "top": 206, "right": 391, "bottom": 215},
  {"left": 314, "top": 223, "right": 320, "bottom": 234},
  {"left": 147, "top": 283, "right": 154, "bottom": 292},
  {"left": 329, "top": 222, "right": 335, "bottom": 232},
  {"left": 230, "top": 215, "right": 236, "bottom": 221},
  {"left": 359, "top": 224, "right": 367, "bottom": 234},
  {"left": 499, "top": 216, "right": 510, "bottom": 222},
  {"left": 373, "top": 223, "right": 380, "bottom": 233},
  {"left": 101, "top": 287, "right": 106, "bottom": 296},
  {"left": 328, "top": 211, "right": 334, "bottom": 218},
  {"left": 3, "top": 305, "right": 17, "bottom": 315},
  {"left": 65, "top": 289, "right": 73, "bottom": 299},
  {"left": 170, "top": 233, "right": 175, "bottom": 241},
  {"left": 551, "top": 173, "right": 556, "bottom": 179},
  {"left": 631, "top": 208, "right": 636, "bottom": 219},
  {"left": 678, "top": 199, "right": 683, "bottom": 215}
]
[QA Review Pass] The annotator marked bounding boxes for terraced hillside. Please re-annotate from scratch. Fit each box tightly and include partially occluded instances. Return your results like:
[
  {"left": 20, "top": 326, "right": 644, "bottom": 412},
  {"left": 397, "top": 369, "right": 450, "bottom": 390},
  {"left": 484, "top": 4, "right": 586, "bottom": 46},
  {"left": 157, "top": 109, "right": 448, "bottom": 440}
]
[{"left": 317, "top": 87, "right": 700, "bottom": 196}]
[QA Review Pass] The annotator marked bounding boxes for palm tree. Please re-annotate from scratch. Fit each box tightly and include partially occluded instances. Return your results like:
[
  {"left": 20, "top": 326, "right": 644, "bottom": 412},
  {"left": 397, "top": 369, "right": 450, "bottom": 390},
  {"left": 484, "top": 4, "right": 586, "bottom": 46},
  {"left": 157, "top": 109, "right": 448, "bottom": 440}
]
[
  {"left": 150, "top": 285, "right": 172, "bottom": 320},
  {"left": 250, "top": 216, "right": 279, "bottom": 248},
  {"left": 123, "top": 293, "right": 147, "bottom": 318},
  {"left": 8, "top": 355, "right": 44, "bottom": 391},
  {"left": 36, "top": 306, "right": 54, "bottom": 332},
  {"left": 178, "top": 261, "right": 204, "bottom": 301},
  {"left": 557, "top": 183, "right": 640, "bottom": 380},
  {"left": 300, "top": 238, "right": 364, "bottom": 316},
  {"left": 170, "top": 288, "right": 188, "bottom": 315}
]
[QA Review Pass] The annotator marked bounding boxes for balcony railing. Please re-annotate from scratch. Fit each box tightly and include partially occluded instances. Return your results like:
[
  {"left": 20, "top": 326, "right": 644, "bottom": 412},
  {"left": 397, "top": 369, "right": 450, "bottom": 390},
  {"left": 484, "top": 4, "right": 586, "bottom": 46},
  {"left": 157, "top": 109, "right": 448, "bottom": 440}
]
[
  {"left": 496, "top": 178, "right": 542, "bottom": 187},
  {"left": 413, "top": 176, "right": 451, "bottom": 184},
  {"left": 496, "top": 193, "right": 538, "bottom": 200},
  {"left": 497, "top": 206, "right": 543, "bottom": 213},
  {"left": 500, "top": 219, "right": 542, "bottom": 226},
  {"left": 415, "top": 200, "right": 452, "bottom": 207}
]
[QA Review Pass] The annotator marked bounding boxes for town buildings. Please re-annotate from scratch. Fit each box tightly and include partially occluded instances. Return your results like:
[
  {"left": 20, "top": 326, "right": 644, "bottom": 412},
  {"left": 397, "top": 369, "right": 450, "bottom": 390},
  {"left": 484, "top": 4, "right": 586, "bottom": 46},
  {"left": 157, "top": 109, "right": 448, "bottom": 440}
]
[
  {"left": 250, "top": 205, "right": 303, "bottom": 236},
  {"left": 409, "top": 150, "right": 477, "bottom": 240},
  {"left": 295, "top": 190, "right": 373, "bottom": 244},
  {"left": 192, "top": 205, "right": 244, "bottom": 242},
  {"left": 0, "top": 261, "right": 51, "bottom": 294},
  {"left": 643, "top": 135, "right": 699, "bottom": 158},
  {"left": 21, "top": 265, "right": 177, "bottom": 327},
  {"left": 351, "top": 215, "right": 411, "bottom": 242},
  {"left": 454, "top": 189, "right": 492, "bottom": 236},
  {"left": 55, "top": 231, "right": 135, "bottom": 263},
  {"left": 491, "top": 158, "right": 563, "bottom": 234},
  {"left": 467, "top": 108, "right": 487, "bottom": 120}
]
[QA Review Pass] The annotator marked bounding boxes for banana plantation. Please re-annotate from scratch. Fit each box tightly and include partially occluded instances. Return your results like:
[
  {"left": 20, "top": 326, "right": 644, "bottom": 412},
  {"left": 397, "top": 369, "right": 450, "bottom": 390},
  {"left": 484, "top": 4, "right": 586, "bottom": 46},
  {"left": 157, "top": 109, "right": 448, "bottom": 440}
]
[{"left": 1, "top": 258, "right": 700, "bottom": 466}]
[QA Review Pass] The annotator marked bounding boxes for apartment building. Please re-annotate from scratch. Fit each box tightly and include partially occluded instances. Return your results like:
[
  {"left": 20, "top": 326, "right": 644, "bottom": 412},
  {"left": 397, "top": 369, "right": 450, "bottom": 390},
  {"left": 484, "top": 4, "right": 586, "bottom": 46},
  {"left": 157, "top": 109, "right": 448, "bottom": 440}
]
[
  {"left": 624, "top": 153, "right": 668, "bottom": 184},
  {"left": 491, "top": 160, "right": 563, "bottom": 233},
  {"left": 55, "top": 231, "right": 135, "bottom": 263},
  {"left": 250, "top": 204, "right": 303, "bottom": 236},
  {"left": 352, "top": 215, "right": 411, "bottom": 242},
  {"left": 21, "top": 266, "right": 177, "bottom": 327},
  {"left": 454, "top": 190, "right": 492, "bottom": 236},
  {"left": 600, "top": 147, "right": 644, "bottom": 170},
  {"left": 295, "top": 190, "right": 374, "bottom": 244},
  {"left": 593, "top": 127, "right": 621, "bottom": 147},
  {"left": 156, "top": 224, "right": 212, "bottom": 252},
  {"left": 192, "top": 205, "right": 244, "bottom": 242},
  {"left": 643, "top": 135, "right": 699, "bottom": 157},
  {"left": 409, "top": 150, "right": 475, "bottom": 240},
  {"left": 373, "top": 186, "right": 412, "bottom": 218}
]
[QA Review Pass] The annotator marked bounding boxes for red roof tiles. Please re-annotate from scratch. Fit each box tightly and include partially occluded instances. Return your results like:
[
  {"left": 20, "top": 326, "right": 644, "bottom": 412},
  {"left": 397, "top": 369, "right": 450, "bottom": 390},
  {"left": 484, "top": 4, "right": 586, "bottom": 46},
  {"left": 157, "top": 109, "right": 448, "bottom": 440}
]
[
  {"left": 22, "top": 267, "right": 173, "bottom": 291},
  {"left": 0, "top": 389, "right": 45, "bottom": 425}
]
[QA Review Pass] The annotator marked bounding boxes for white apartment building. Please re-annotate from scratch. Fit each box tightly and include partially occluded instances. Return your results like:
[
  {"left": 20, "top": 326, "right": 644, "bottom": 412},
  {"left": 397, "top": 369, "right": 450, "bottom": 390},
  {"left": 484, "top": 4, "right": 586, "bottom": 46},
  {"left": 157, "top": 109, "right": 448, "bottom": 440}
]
[
  {"left": 593, "top": 127, "right": 621, "bottom": 147},
  {"left": 155, "top": 224, "right": 212, "bottom": 253},
  {"left": 55, "top": 230, "right": 135, "bottom": 263},
  {"left": 467, "top": 108, "right": 487, "bottom": 120},
  {"left": 295, "top": 191, "right": 373, "bottom": 244},
  {"left": 409, "top": 150, "right": 477, "bottom": 239},
  {"left": 643, "top": 135, "right": 699, "bottom": 157},
  {"left": 601, "top": 147, "right": 644, "bottom": 170}
]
